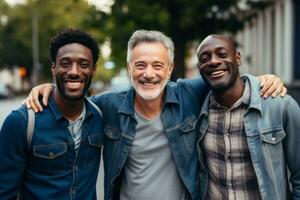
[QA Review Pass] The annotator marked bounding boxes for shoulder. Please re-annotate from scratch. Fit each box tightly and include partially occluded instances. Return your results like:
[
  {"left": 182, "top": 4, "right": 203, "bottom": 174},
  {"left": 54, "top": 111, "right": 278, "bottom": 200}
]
[
  {"left": 260, "top": 95, "right": 299, "bottom": 118},
  {"left": 3, "top": 105, "right": 28, "bottom": 126},
  {"left": 168, "top": 77, "right": 210, "bottom": 103},
  {"left": 0, "top": 105, "right": 27, "bottom": 139},
  {"left": 90, "top": 89, "right": 130, "bottom": 107}
]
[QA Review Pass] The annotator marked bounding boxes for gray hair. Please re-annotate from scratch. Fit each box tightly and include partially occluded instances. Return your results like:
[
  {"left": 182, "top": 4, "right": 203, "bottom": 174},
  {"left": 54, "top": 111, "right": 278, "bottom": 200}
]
[{"left": 127, "top": 30, "right": 174, "bottom": 64}]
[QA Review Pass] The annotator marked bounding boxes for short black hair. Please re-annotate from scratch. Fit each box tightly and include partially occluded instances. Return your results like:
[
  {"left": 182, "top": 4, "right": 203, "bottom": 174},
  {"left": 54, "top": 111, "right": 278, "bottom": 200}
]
[{"left": 50, "top": 28, "right": 99, "bottom": 65}]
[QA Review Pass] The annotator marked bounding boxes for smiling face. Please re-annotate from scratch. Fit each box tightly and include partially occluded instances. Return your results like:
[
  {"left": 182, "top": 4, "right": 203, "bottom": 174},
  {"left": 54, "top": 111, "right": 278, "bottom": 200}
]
[
  {"left": 52, "top": 43, "right": 96, "bottom": 101},
  {"left": 197, "top": 35, "right": 241, "bottom": 92},
  {"left": 127, "top": 42, "right": 173, "bottom": 101}
]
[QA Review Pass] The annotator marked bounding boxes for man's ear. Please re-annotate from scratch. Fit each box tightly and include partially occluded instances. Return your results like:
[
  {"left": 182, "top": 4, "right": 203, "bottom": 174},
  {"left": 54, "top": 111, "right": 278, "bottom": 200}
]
[
  {"left": 127, "top": 62, "right": 131, "bottom": 74},
  {"left": 236, "top": 52, "right": 241, "bottom": 66},
  {"left": 51, "top": 62, "right": 56, "bottom": 75},
  {"left": 92, "top": 65, "right": 97, "bottom": 76},
  {"left": 167, "top": 63, "right": 174, "bottom": 80}
]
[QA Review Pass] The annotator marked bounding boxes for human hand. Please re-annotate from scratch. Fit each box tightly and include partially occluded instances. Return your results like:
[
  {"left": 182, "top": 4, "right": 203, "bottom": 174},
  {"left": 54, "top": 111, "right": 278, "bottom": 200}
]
[
  {"left": 25, "top": 83, "right": 54, "bottom": 112},
  {"left": 258, "top": 74, "right": 287, "bottom": 99}
]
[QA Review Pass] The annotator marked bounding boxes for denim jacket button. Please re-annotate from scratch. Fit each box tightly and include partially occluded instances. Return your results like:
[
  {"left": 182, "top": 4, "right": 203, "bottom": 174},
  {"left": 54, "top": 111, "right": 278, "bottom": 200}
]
[
  {"left": 48, "top": 152, "right": 54, "bottom": 158},
  {"left": 71, "top": 189, "right": 76, "bottom": 195},
  {"left": 272, "top": 137, "right": 276, "bottom": 141}
]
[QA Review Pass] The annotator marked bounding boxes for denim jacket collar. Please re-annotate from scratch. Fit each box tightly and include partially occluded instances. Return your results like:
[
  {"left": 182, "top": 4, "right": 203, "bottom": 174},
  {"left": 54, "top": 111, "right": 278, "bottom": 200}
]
[
  {"left": 118, "top": 83, "right": 179, "bottom": 116},
  {"left": 48, "top": 94, "right": 95, "bottom": 121},
  {"left": 199, "top": 74, "right": 262, "bottom": 120},
  {"left": 242, "top": 74, "right": 262, "bottom": 113}
]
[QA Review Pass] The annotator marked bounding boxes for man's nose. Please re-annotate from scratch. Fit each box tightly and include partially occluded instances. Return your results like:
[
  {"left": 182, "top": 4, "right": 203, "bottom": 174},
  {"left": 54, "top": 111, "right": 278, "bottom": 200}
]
[
  {"left": 69, "top": 63, "right": 80, "bottom": 75},
  {"left": 143, "top": 65, "right": 154, "bottom": 78},
  {"left": 209, "top": 54, "right": 221, "bottom": 66}
]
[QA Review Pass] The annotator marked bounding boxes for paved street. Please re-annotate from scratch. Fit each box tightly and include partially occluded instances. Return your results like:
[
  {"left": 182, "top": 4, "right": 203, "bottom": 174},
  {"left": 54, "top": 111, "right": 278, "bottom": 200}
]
[{"left": 0, "top": 96, "right": 24, "bottom": 127}]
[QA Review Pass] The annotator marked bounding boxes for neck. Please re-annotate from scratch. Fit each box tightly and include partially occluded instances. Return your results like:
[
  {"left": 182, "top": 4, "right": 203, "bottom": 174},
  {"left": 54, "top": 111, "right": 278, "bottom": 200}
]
[
  {"left": 212, "top": 77, "right": 244, "bottom": 108},
  {"left": 53, "top": 90, "right": 84, "bottom": 121},
  {"left": 134, "top": 93, "right": 164, "bottom": 120}
]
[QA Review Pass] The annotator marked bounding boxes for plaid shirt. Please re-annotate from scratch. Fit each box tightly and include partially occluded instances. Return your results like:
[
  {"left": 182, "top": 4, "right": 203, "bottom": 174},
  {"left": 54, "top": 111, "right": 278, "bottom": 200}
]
[{"left": 202, "top": 80, "right": 261, "bottom": 200}]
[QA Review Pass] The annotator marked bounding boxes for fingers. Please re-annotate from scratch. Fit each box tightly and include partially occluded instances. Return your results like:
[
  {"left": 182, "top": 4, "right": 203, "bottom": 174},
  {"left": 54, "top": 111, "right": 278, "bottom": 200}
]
[
  {"left": 25, "top": 94, "right": 43, "bottom": 113},
  {"left": 259, "top": 76, "right": 266, "bottom": 88},
  {"left": 281, "top": 87, "right": 287, "bottom": 97},
  {"left": 260, "top": 80, "right": 273, "bottom": 98},
  {"left": 271, "top": 85, "right": 283, "bottom": 98},
  {"left": 42, "top": 87, "right": 51, "bottom": 106},
  {"left": 261, "top": 77, "right": 284, "bottom": 98}
]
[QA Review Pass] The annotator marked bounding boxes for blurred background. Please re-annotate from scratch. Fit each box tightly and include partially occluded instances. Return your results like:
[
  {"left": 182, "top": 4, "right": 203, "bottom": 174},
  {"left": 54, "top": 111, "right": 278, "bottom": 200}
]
[{"left": 0, "top": 0, "right": 298, "bottom": 124}]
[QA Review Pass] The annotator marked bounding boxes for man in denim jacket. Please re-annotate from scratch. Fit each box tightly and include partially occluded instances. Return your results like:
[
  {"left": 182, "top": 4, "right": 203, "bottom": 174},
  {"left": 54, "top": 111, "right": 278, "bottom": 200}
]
[
  {"left": 197, "top": 34, "right": 300, "bottom": 200},
  {"left": 25, "top": 30, "right": 285, "bottom": 200},
  {"left": 0, "top": 29, "right": 104, "bottom": 199}
]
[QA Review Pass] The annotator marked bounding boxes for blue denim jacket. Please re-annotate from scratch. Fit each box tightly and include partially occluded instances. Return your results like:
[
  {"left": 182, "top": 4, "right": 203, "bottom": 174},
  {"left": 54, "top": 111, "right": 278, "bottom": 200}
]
[
  {"left": 197, "top": 74, "right": 300, "bottom": 200},
  {"left": 0, "top": 95, "right": 104, "bottom": 200},
  {"left": 92, "top": 78, "right": 209, "bottom": 200}
]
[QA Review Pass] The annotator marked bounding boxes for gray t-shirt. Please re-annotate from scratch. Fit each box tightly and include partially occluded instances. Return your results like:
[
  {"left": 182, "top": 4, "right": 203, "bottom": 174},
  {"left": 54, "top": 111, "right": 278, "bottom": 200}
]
[
  {"left": 120, "top": 112, "right": 190, "bottom": 200},
  {"left": 68, "top": 105, "right": 86, "bottom": 149}
]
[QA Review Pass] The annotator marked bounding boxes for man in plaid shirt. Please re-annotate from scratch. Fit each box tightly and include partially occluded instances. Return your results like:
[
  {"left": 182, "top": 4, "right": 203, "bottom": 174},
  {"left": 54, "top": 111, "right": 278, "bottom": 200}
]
[{"left": 196, "top": 34, "right": 300, "bottom": 200}]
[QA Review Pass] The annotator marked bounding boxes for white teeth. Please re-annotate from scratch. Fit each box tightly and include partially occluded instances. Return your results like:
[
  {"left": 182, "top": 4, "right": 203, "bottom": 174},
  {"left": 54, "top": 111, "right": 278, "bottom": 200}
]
[
  {"left": 65, "top": 81, "right": 82, "bottom": 88},
  {"left": 142, "top": 82, "right": 156, "bottom": 85},
  {"left": 211, "top": 70, "right": 225, "bottom": 75}
]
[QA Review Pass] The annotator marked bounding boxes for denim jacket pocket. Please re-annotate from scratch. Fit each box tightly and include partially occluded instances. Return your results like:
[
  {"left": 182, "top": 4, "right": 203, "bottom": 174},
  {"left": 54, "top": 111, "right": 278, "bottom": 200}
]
[
  {"left": 260, "top": 129, "right": 286, "bottom": 144},
  {"left": 180, "top": 116, "right": 198, "bottom": 153},
  {"left": 104, "top": 126, "right": 121, "bottom": 140},
  {"left": 33, "top": 143, "right": 67, "bottom": 159},
  {"left": 85, "top": 133, "right": 103, "bottom": 167},
  {"left": 88, "top": 133, "right": 104, "bottom": 148},
  {"left": 180, "top": 116, "right": 198, "bottom": 132}
]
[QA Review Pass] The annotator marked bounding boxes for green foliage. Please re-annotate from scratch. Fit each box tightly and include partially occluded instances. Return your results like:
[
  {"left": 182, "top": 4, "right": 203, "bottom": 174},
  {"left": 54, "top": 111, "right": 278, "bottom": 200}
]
[
  {"left": 101, "top": 0, "right": 252, "bottom": 79},
  {"left": 0, "top": 0, "right": 106, "bottom": 81},
  {"left": 0, "top": 0, "right": 267, "bottom": 82}
]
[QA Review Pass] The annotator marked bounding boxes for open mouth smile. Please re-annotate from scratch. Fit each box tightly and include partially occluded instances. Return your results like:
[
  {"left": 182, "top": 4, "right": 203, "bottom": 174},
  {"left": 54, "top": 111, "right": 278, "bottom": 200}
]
[
  {"left": 207, "top": 69, "right": 228, "bottom": 78},
  {"left": 64, "top": 80, "right": 84, "bottom": 89}
]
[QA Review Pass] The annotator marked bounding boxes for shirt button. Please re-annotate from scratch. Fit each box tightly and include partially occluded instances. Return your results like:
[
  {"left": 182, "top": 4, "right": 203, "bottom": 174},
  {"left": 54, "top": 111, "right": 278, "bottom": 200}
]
[
  {"left": 71, "top": 189, "right": 76, "bottom": 195},
  {"left": 226, "top": 155, "right": 231, "bottom": 160},
  {"left": 228, "top": 182, "right": 233, "bottom": 187},
  {"left": 48, "top": 152, "right": 54, "bottom": 158},
  {"left": 272, "top": 137, "right": 276, "bottom": 141}
]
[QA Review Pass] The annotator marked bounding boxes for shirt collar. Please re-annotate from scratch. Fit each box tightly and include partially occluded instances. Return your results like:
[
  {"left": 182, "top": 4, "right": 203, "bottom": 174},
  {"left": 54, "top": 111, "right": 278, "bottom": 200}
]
[
  {"left": 48, "top": 94, "right": 91, "bottom": 121},
  {"left": 68, "top": 104, "right": 86, "bottom": 124},
  {"left": 208, "top": 78, "right": 251, "bottom": 111}
]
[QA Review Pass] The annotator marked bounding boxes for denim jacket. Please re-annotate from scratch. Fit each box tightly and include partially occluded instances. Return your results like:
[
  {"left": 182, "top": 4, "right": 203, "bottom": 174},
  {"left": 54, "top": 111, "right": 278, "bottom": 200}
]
[
  {"left": 197, "top": 74, "right": 300, "bottom": 200},
  {"left": 92, "top": 78, "right": 209, "bottom": 200},
  {"left": 0, "top": 95, "right": 104, "bottom": 200}
]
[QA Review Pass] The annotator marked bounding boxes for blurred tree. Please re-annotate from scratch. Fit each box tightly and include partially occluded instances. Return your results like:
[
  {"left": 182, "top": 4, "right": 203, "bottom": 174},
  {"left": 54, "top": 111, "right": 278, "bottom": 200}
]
[
  {"left": 0, "top": 0, "right": 270, "bottom": 83},
  {"left": 0, "top": 0, "right": 107, "bottom": 83},
  {"left": 101, "top": 0, "right": 260, "bottom": 80}
]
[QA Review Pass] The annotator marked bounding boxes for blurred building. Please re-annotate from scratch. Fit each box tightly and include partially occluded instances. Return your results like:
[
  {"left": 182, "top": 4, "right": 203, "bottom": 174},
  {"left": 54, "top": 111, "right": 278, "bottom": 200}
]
[
  {"left": 236, "top": 0, "right": 298, "bottom": 85},
  {"left": 235, "top": 0, "right": 300, "bottom": 102}
]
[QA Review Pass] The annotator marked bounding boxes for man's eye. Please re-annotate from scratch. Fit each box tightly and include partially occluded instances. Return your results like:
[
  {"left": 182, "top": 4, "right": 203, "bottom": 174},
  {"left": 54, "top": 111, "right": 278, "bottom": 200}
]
[
  {"left": 153, "top": 65, "right": 163, "bottom": 69},
  {"left": 200, "top": 57, "right": 209, "bottom": 63},
  {"left": 60, "top": 62, "right": 70, "bottom": 67},
  {"left": 135, "top": 64, "right": 146, "bottom": 69},
  {"left": 80, "top": 63, "right": 89, "bottom": 68},
  {"left": 218, "top": 51, "right": 227, "bottom": 58}
]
